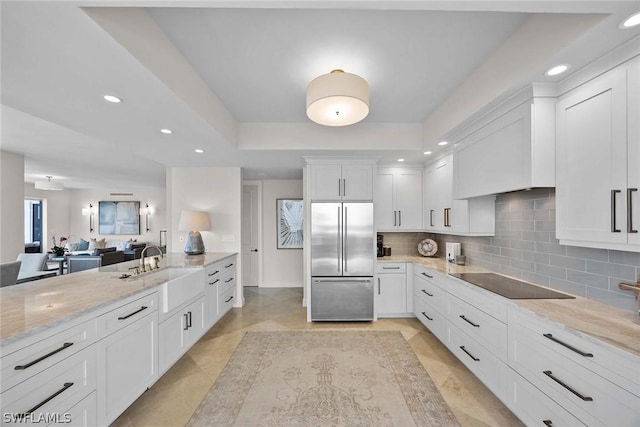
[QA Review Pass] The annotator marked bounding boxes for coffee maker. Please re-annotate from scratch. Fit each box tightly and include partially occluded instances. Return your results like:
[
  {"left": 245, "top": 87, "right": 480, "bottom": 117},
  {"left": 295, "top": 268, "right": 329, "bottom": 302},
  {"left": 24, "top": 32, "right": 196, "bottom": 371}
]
[{"left": 377, "top": 234, "right": 384, "bottom": 257}]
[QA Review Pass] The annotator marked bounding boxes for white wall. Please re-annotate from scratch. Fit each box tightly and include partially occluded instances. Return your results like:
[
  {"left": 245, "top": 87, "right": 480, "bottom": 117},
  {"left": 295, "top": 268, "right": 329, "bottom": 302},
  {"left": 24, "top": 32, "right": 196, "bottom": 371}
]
[
  {"left": 1, "top": 151, "right": 25, "bottom": 261},
  {"left": 261, "top": 179, "right": 303, "bottom": 288},
  {"left": 167, "top": 167, "right": 242, "bottom": 304},
  {"left": 23, "top": 185, "right": 165, "bottom": 250}
]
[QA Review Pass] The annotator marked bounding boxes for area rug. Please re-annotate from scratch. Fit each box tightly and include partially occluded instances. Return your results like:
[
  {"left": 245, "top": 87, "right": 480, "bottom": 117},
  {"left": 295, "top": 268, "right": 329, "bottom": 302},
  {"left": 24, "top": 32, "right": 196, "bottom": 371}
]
[{"left": 187, "top": 330, "right": 460, "bottom": 427}]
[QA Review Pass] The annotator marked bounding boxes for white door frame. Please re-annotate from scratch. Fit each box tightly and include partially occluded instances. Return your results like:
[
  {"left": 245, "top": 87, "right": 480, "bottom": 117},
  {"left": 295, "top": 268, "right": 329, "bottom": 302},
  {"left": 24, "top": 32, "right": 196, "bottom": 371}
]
[{"left": 241, "top": 180, "right": 263, "bottom": 287}]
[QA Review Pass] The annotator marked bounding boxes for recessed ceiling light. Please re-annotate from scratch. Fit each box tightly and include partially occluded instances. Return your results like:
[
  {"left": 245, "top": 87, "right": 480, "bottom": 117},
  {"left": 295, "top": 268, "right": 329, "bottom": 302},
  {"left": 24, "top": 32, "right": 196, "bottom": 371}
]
[
  {"left": 424, "top": 151, "right": 432, "bottom": 155},
  {"left": 160, "top": 129, "right": 173, "bottom": 134},
  {"left": 545, "top": 64, "right": 570, "bottom": 77},
  {"left": 103, "top": 95, "right": 123, "bottom": 103},
  {"left": 438, "top": 141, "right": 448, "bottom": 146},
  {"left": 620, "top": 11, "right": 640, "bottom": 28},
  {"left": 397, "top": 158, "right": 405, "bottom": 162},
  {"left": 194, "top": 149, "right": 204, "bottom": 153}
]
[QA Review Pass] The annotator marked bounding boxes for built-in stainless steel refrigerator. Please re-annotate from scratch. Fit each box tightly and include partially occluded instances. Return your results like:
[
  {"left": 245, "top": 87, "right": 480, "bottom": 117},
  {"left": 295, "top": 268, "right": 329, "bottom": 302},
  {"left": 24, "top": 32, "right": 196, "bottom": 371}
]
[{"left": 310, "top": 202, "right": 374, "bottom": 321}]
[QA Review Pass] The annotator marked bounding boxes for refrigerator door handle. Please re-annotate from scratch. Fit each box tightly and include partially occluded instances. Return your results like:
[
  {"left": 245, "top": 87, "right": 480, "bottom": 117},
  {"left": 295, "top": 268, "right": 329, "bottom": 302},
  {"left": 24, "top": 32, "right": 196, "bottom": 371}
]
[
  {"left": 337, "top": 206, "right": 342, "bottom": 273},
  {"left": 343, "top": 206, "right": 348, "bottom": 272}
]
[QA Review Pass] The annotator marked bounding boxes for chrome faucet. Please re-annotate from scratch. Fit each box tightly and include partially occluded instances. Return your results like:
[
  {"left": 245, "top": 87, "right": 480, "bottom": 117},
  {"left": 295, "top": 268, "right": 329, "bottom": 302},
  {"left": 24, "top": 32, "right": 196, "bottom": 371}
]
[{"left": 140, "top": 245, "right": 164, "bottom": 272}]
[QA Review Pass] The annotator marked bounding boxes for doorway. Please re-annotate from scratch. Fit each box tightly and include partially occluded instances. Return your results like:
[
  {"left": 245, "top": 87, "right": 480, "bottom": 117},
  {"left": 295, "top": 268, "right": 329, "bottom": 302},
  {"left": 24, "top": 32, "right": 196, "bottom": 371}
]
[
  {"left": 24, "top": 199, "right": 43, "bottom": 252},
  {"left": 241, "top": 182, "right": 261, "bottom": 287}
]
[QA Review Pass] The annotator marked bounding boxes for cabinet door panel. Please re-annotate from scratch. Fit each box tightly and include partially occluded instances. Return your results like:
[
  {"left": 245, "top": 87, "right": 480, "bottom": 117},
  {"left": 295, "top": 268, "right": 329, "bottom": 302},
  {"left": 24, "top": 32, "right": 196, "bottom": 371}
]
[
  {"left": 342, "top": 164, "right": 374, "bottom": 201},
  {"left": 556, "top": 66, "right": 628, "bottom": 244},
  {"left": 396, "top": 171, "right": 422, "bottom": 229},
  {"left": 375, "top": 172, "right": 395, "bottom": 229},
  {"left": 310, "top": 164, "right": 342, "bottom": 200},
  {"left": 377, "top": 274, "right": 406, "bottom": 315}
]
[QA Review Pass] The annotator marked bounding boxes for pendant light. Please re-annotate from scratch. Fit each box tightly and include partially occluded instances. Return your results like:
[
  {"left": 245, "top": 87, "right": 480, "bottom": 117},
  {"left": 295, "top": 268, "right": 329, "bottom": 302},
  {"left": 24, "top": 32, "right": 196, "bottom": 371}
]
[
  {"left": 34, "top": 176, "right": 64, "bottom": 191},
  {"left": 306, "top": 69, "right": 369, "bottom": 126}
]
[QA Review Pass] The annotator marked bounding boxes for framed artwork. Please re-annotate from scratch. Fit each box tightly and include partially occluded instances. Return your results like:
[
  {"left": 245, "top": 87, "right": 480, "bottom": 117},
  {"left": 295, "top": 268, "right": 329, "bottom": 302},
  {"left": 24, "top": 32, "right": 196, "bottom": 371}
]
[
  {"left": 277, "top": 199, "right": 303, "bottom": 249},
  {"left": 98, "top": 201, "right": 140, "bottom": 235}
]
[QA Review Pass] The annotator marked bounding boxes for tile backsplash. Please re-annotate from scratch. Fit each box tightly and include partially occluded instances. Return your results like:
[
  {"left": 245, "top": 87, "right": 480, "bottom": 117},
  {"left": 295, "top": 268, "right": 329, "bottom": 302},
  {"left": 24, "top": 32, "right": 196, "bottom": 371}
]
[{"left": 380, "top": 188, "right": 640, "bottom": 311}]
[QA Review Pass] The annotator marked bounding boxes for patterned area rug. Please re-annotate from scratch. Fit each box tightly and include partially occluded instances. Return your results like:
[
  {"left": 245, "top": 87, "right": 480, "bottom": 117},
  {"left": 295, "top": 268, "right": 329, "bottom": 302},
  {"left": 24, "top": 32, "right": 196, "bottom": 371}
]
[{"left": 187, "top": 330, "right": 460, "bottom": 426}]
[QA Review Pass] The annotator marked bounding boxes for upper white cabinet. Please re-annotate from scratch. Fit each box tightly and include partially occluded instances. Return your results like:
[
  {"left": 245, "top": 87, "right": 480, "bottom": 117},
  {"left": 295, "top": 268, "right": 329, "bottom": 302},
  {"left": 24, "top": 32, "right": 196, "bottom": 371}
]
[
  {"left": 424, "top": 154, "right": 495, "bottom": 236},
  {"left": 452, "top": 86, "right": 556, "bottom": 199},
  {"left": 556, "top": 57, "right": 639, "bottom": 252},
  {"left": 307, "top": 160, "right": 375, "bottom": 201},
  {"left": 375, "top": 167, "right": 422, "bottom": 230}
]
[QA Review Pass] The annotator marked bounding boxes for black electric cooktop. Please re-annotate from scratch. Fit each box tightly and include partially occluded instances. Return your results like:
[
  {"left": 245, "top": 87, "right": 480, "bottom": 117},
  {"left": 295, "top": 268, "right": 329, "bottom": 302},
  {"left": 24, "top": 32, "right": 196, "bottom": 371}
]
[{"left": 449, "top": 273, "right": 575, "bottom": 300}]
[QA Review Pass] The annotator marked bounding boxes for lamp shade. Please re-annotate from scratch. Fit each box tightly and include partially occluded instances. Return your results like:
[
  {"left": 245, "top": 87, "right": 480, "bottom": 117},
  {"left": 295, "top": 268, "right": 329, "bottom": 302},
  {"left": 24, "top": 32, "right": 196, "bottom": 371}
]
[
  {"left": 178, "top": 211, "right": 211, "bottom": 231},
  {"left": 306, "top": 69, "right": 369, "bottom": 127}
]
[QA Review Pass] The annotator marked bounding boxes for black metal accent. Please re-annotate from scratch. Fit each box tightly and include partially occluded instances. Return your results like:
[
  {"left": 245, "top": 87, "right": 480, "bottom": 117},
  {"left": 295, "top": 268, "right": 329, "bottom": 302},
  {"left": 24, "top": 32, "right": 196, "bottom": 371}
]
[
  {"left": 225, "top": 278, "right": 233, "bottom": 283},
  {"left": 209, "top": 279, "right": 220, "bottom": 285},
  {"left": 398, "top": 210, "right": 401, "bottom": 227},
  {"left": 459, "top": 314, "right": 480, "bottom": 327},
  {"left": 14, "top": 342, "right": 74, "bottom": 370},
  {"left": 378, "top": 278, "right": 381, "bottom": 295},
  {"left": 421, "top": 272, "right": 433, "bottom": 279},
  {"left": 421, "top": 289, "right": 434, "bottom": 297},
  {"left": 225, "top": 296, "right": 234, "bottom": 303},
  {"left": 460, "top": 346, "right": 479, "bottom": 361},
  {"left": 543, "top": 370, "right": 593, "bottom": 401},
  {"left": 225, "top": 263, "right": 234, "bottom": 268},
  {"left": 543, "top": 333, "right": 593, "bottom": 358},
  {"left": 629, "top": 188, "right": 638, "bottom": 233},
  {"left": 612, "top": 189, "right": 621, "bottom": 232},
  {"left": 421, "top": 312, "right": 433, "bottom": 321},
  {"left": 187, "top": 311, "right": 192, "bottom": 328},
  {"left": 382, "top": 266, "right": 400, "bottom": 270},
  {"left": 118, "top": 306, "right": 148, "bottom": 320},
  {"left": 184, "top": 313, "right": 189, "bottom": 330},
  {"left": 22, "top": 382, "right": 74, "bottom": 417},
  {"left": 208, "top": 270, "right": 219, "bottom": 277},
  {"left": 543, "top": 420, "right": 553, "bottom": 426},
  {"left": 429, "top": 209, "right": 434, "bottom": 227}
]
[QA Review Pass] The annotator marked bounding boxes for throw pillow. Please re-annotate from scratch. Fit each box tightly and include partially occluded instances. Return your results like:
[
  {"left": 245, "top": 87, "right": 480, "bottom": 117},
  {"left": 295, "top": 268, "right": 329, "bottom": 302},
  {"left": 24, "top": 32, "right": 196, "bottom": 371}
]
[
  {"left": 112, "top": 241, "right": 128, "bottom": 251},
  {"left": 77, "top": 239, "right": 90, "bottom": 251},
  {"left": 65, "top": 242, "right": 80, "bottom": 252},
  {"left": 88, "top": 238, "right": 106, "bottom": 250}
]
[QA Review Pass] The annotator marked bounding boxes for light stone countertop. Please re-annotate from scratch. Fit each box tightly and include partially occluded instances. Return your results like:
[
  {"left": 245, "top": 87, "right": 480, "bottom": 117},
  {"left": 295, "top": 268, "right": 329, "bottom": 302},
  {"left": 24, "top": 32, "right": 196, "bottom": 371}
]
[
  {"left": 0, "top": 252, "right": 236, "bottom": 346},
  {"left": 379, "top": 255, "right": 640, "bottom": 357}
]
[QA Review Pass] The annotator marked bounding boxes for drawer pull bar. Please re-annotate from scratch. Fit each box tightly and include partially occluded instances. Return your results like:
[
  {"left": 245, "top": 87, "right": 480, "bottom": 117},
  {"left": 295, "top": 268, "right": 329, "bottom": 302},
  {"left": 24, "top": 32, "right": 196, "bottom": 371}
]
[
  {"left": 225, "top": 296, "right": 234, "bottom": 303},
  {"left": 460, "top": 346, "right": 479, "bottom": 361},
  {"left": 421, "top": 289, "right": 434, "bottom": 297},
  {"left": 459, "top": 315, "right": 480, "bottom": 327},
  {"left": 382, "top": 266, "right": 400, "bottom": 270},
  {"left": 208, "top": 270, "right": 219, "bottom": 276},
  {"left": 543, "top": 370, "right": 593, "bottom": 402},
  {"left": 225, "top": 278, "right": 234, "bottom": 283},
  {"left": 421, "top": 272, "right": 433, "bottom": 279},
  {"left": 225, "top": 263, "right": 234, "bottom": 268},
  {"left": 543, "top": 333, "right": 593, "bottom": 357},
  {"left": 421, "top": 312, "right": 433, "bottom": 321},
  {"left": 118, "top": 306, "right": 148, "bottom": 320},
  {"left": 543, "top": 421, "right": 553, "bottom": 427},
  {"left": 23, "top": 382, "right": 74, "bottom": 417},
  {"left": 209, "top": 279, "right": 220, "bottom": 285},
  {"left": 14, "top": 342, "right": 74, "bottom": 370}
]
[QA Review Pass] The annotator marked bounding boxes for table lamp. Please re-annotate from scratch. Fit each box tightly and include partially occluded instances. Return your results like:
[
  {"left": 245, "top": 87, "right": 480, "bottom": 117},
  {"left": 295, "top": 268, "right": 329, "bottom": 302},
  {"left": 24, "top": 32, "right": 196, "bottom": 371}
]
[{"left": 178, "top": 210, "right": 211, "bottom": 255}]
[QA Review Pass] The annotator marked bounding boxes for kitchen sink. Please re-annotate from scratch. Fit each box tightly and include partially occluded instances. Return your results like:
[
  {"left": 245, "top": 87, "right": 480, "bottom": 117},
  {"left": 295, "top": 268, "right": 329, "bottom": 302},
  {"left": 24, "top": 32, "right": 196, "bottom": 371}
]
[{"left": 146, "top": 267, "right": 205, "bottom": 314}]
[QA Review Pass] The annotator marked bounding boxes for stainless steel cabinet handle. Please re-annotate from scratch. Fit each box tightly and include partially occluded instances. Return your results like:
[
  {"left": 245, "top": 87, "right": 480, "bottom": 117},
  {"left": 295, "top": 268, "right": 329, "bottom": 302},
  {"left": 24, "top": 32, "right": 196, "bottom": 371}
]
[
  {"left": 22, "top": 382, "right": 74, "bottom": 418},
  {"left": 429, "top": 209, "right": 434, "bottom": 227},
  {"left": 543, "top": 333, "right": 593, "bottom": 357},
  {"left": 14, "top": 342, "right": 74, "bottom": 370},
  {"left": 460, "top": 346, "right": 479, "bottom": 361},
  {"left": 344, "top": 206, "right": 348, "bottom": 272},
  {"left": 342, "top": 178, "right": 346, "bottom": 197},
  {"left": 459, "top": 314, "right": 480, "bottom": 327},
  {"left": 398, "top": 211, "right": 402, "bottom": 227},
  {"left": 337, "top": 206, "right": 341, "bottom": 272},
  {"left": 628, "top": 188, "right": 638, "bottom": 233},
  {"left": 338, "top": 178, "right": 341, "bottom": 196},
  {"left": 444, "top": 208, "right": 451, "bottom": 227},
  {"left": 543, "top": 370, "right": 593, "bottom": 401},
  {"left": 611, "top": 189, "right": 621, "bottom": 232},
  {"left": 118, "top": 306, "right": 148, "bottom": 320}
]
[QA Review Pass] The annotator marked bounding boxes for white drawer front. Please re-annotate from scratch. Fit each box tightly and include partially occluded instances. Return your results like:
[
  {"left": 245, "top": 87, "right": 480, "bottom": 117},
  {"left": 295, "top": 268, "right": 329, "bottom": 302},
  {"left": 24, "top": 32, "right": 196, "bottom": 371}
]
[
  {"left": 97, "top": 292, "right": 158, "bottom": 339},
  {"left": 414, "top": 296, "right": 447, "bottom": 344},
  {"left": 510, "top": 308, "right": 640, "bottom": 397},
  {"left": 1, "top": 346, "right": 96, "bottom": 423},
  {"left": 413, "top": 265, "right": 448, "bottom": 287},
  {"left": 218, "top": 287, "right": 236, "bottom": 315},
  {"left": 507, "top": 368, "right": 586, "bottom": 427},
  {"left": 448, "top": 294, "right": 507, "bottom": 361},
  {"left": 509, "top": 319, "right": 640, "bottom": 426},
  {"left": 50, "top": 391, "right": 97, "bottom": 427},
  {"left": 376, "top": 262, "right": 406, "bottom": 273},
  {"left": 447, "top": 274, "right": 508, "bottom": 322},
  {"left": 1, "top": 320, "right": 96, "bottom": 392},
  {"left": 414, "top": 273, "right": 447, "bottom": 316},
  {"left": 448, "top": 323, "right": 508, "bottom": 402},
  {"left": 219, "top": 270, "right": 236, "bottom": 296}
]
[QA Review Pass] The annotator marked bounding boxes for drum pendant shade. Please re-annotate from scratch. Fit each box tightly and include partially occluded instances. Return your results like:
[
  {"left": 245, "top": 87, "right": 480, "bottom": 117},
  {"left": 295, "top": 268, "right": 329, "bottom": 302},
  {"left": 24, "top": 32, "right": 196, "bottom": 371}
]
[{"left": 306, "top": 70, "right": 369, "bottom": 126}]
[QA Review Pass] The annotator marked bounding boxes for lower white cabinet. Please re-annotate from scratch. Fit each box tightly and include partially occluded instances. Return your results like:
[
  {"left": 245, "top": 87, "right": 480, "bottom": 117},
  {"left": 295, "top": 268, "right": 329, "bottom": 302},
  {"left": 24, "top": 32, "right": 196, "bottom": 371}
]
[
  {"left": 159, "top": 296, "right": 205, "bottom": 375},
  {"left": 96, "top": 293, "right": 159, "bottom": 426},
  {"left": 377, "top": 262, "right": 413, "bottom": 317}
]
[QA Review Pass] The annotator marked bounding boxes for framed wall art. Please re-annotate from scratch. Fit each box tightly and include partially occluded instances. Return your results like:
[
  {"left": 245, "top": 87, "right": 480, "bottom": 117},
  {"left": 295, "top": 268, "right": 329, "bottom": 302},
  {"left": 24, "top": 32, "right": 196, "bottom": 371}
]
[
  {"left": 98, "top": 201, "right": 140, "bottom": 235},
  {"left": 277, "top": 199, "right": 303, "bottom": 249}
]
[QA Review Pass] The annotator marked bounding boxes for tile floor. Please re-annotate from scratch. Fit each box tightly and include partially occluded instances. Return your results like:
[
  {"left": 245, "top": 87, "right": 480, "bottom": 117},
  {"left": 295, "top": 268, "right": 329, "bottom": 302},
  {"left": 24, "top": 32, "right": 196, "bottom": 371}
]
[{"left": 113, "top": 287, "right": 523, "bottom": 427}]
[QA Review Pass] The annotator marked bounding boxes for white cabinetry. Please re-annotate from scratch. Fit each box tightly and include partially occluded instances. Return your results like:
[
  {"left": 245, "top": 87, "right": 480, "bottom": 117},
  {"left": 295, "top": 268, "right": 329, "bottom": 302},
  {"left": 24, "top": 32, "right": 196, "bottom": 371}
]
[
  {"left": 159, "top": 296, "right": 205, "bottom": 375},
  {"left": 556, "top": 57, "right": 640, "bottom": 252},
  {"left": 376, "top": 262, "right": 409, "bottom": 316},
  {"left": 413, "top": 266, "right": 448, "bottom": 343},
  {"left": 308, "top": 161, "right": 374, "bottom": 201},
  {"left": 375, "top": 168, "right": 422, "bottom": 230},
  {"left": 452, "top": 86, "right": 555, "bottom": 199},
  {"left": 96, "top": 292, "right": 159, "bottom": 426},
  {"left": 424, "top": 154, "right": 495, "bottom": 236}
]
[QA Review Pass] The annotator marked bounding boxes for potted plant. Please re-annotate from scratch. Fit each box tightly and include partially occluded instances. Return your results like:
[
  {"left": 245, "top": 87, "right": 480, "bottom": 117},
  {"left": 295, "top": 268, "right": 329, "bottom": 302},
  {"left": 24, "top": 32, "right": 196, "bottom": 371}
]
[{"left": 50, "top": 235, "right": 68, "bottom": 257}]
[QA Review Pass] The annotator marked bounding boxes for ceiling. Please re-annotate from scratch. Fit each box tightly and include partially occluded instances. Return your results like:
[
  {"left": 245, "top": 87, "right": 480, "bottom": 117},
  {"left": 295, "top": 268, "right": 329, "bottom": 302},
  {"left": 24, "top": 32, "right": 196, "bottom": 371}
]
[{"left": 2, "top": 1, "right": 639, "bottom": 189}]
